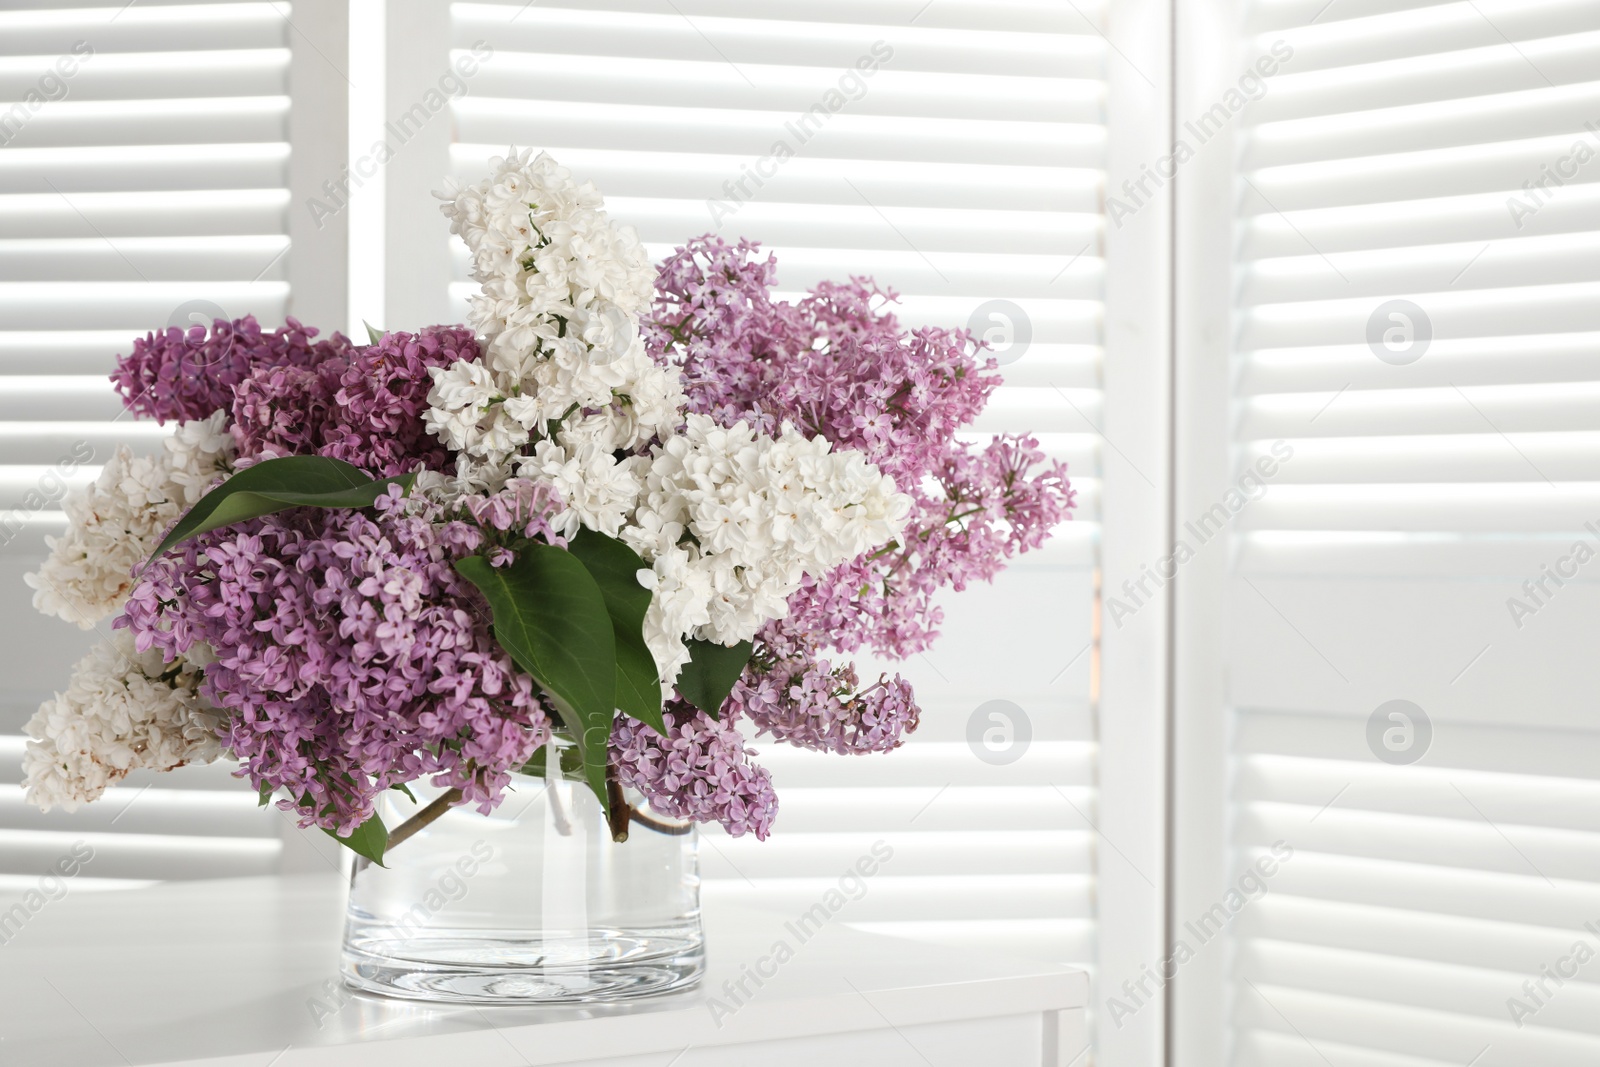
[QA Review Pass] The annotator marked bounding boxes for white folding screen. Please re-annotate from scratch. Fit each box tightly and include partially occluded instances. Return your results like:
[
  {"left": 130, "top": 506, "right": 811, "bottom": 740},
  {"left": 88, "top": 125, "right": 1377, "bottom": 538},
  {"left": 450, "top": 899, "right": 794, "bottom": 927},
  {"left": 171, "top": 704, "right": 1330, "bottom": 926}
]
[
  {"left": 0, "top": 0, "right": 349, "bottom": 885},
  {"left": 378, "top": 0, "right": 1122, "bottom": 1019},
  {"left": 1177, "top": 1, "right": 1600, "bottom": 1064}
]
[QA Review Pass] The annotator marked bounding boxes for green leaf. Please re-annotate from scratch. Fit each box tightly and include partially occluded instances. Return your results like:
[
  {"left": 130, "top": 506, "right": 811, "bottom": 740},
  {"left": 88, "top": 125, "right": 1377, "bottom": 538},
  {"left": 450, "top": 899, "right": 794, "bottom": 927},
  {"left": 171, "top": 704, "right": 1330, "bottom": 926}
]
[
  {"left": 389, "top": 783, "right": 417, "bottom": 803},
  {"left": 323, "top": 813, "right": 388, "bottom": 867},
  {"left": 149, "top": 456, "right": 414, "bottom": 561},
  {"left": 257, "top": 781, "right": 274, "bottom": 808},
  {"left": 364, "top": 320, "right": 384, "bottom": 345},
  {"left": 454, "top": 547, "right": 617, "bottom": 811},
  {"left": 565, "top": 528, "right": 665, "bottom": 736},
  {"left": 677, "top": 638, "right": 754, "bottom": 719}
]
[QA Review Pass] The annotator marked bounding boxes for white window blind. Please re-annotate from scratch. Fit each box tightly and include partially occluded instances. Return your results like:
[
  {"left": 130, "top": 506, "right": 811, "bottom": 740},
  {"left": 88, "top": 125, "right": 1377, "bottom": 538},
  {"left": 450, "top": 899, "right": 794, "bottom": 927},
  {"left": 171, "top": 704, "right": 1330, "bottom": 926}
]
[
  {"left": 0, "top": 1, "right": 344, "bottom": 885},
  {"left": 1219, "top": 1, "right": 1600, "bottom": 1064},
  {"left": 380, "top": 0, "right": 1109, "bottom": 991}
]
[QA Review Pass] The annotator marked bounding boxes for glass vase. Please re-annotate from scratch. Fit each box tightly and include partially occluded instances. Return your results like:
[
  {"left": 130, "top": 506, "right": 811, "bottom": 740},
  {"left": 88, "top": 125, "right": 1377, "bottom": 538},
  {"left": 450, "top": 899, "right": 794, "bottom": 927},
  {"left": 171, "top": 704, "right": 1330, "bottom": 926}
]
[{"left": 340, "top": 762, "right": 703, "bottom": 1005}]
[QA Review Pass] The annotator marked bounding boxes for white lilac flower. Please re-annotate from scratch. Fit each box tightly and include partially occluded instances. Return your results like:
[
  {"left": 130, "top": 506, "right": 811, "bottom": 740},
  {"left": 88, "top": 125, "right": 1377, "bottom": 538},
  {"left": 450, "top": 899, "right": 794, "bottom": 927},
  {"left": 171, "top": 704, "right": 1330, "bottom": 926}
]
[
  {"left": 163, "top": 410, "right": 235, "bottom": 503},
  {"left": 27, "top": 411, "right": 233, "bottom": 628},
  {"left": 608, "top": 353, "right": 686, "bottom": 451},
  {"left": 636, "top": 545, "right": 714, "bottom": 694},
  {"left": 517, "top": 440, "right": 645, "bottom": 539},
  {"left": 22, "top": 632, "right": 221, "bottom": 812},
  {"left": 442, "top": 453, "right": 516, "bottom": 498},
  {"left": 570, "top": 300, "right": 638, "bottom": 365},
  {"left": 429, "top": 149, "right": 660, "bottom": 456},
  {"left": 422, "top": 359, "right": 510, "bottom": 456},
  {"left": 627, "top": 414, "right": 913, "bottom": 681}
]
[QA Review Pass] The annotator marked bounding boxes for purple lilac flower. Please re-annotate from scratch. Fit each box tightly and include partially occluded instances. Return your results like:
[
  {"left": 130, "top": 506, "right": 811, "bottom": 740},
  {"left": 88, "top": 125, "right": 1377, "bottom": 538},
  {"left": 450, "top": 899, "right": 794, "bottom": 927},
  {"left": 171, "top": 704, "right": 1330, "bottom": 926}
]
[
  {"left": 783, "top": 432, "right": 1076, "bottom": 659},
  {"left": 229, "top": 363, "right": 329, "bottom": 457},
  {"left": 647, "top": 237, "right": 994, "bottom": 487},
  {"left": 730, "top": 623, "right": 919, "bottom": 755},
  {"left": 647, "top": 235, "right": 1076, "bottom": 753},
  {"left": 232, "top": 325, "right": 476, "bottom": 477},
  {"left": 112, "top": 316, "right": 351, "bottom": 425},
  {"left": 610, "top": 702, "right": 778, "bottom": 839},
  {"left": 116, "top": 484, "right": 564, "bottom": 834}
]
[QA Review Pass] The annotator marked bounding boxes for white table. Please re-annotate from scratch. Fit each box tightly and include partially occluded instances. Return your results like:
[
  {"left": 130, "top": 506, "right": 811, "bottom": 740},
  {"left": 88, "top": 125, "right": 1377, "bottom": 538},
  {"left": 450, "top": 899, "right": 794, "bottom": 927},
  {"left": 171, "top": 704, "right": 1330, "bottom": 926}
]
[{"left": 0, "top": 874, "right": 1088, "bottom": 1066}]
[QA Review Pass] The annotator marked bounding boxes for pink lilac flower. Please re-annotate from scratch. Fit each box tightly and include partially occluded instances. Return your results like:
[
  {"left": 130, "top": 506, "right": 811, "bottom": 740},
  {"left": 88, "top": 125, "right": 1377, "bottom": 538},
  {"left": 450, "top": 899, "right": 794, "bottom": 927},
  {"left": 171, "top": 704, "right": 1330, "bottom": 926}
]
[
  {"left": 116, "top": 484, "right": 564, "bottom": 834},
  {"left": 647, "top": 235, "right": 1076, "bottom": 754},
  {"left": 460, "top": 478, "right": 569, "bottom": 550},
  {"left": 230, "top": 363, "right": 328, "bottom": 457},
  {"left": 730, "top": 623, "right": 919, "bottom": 756},
  {"left": 231, "top": 326, "right": 476, "bottom": 477},
  {"left": 610, "top": 702, "right": 778, "bottom": 839},
  {"left": 647, "top": 238, "right": 995, "bottom": 488},
  {"left": 112, "top": 316, "right": 351, "bottom": 425},
  {"left": 783, "top": 432, "right": 1075, "bottom": 660}
]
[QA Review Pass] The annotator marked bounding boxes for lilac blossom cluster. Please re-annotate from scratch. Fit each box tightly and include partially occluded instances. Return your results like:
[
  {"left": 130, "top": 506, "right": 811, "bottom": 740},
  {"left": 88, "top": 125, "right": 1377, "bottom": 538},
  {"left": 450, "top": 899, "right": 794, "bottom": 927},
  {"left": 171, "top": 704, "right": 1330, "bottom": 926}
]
[
  {"left": 118, "top": 484, "right": 562, "bottom": 833},
  {"left": 610, "top": 702, "right": 777, "bottom": 839},
  {"left": 647, "top": 235, "right": 1076, "bottom": 755},
  {"left": 729, "top": 625, "right": 919, "bottom": 756},
  {"left": 232, "top": 325, "right": 475, "bottom": 476},
  {"left": 111, "top": 315, "right": 351, "bottom": 425}
]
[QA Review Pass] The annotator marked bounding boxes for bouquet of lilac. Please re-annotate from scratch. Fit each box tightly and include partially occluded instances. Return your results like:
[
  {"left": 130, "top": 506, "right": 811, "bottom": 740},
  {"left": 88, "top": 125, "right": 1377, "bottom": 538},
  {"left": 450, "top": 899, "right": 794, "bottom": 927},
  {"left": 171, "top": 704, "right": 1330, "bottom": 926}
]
[{"left": 22, "top": 150, "right": 1074, "bottom": 863}]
